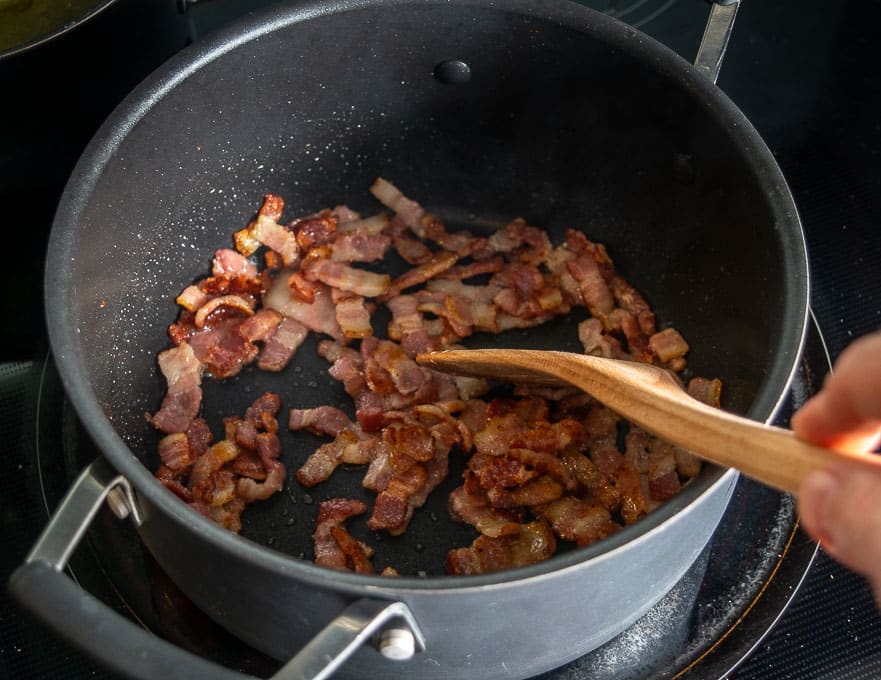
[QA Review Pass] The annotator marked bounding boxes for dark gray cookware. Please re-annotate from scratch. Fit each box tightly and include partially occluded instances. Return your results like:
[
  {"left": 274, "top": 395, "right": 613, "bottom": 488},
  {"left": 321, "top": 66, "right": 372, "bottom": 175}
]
[{"left": 10, "top": 0, "right": 810, "bottom": 678}]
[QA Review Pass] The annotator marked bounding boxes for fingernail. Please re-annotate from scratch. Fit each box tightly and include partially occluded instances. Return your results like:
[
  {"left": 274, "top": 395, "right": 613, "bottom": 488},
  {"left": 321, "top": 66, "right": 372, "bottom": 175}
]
[{"left": 801, "top": 469, "right": 842, "bottom": 550}]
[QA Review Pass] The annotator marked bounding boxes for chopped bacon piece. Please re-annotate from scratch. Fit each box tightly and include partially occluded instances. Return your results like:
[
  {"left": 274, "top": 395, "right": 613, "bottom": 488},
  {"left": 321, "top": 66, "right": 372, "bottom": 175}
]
[
  {"left": 369, "top": 178, "right": 426, "bottom": 237},
  {"left": 367, "top": 464, "right": 428, "bottom": 535},
  {"left": 446, "top": 520, "right": 556, "bottom": 575},
  {"left": 329, "top": 527, "right": 375, "bottom": 574},
  {"left": 687, "top": 376, "right": 722, "bottom": 407},
  {"left": 176, "top": 285, "right": 209, "bottom": 312},
  {"left": 649, "top": 327, "right": 690, "bottom": 363},
  {"left": 289, "top": 406, "right": 354, "bottom": 437},
  {"left": 534, "top": 496, "right": 620, "bottom": 546},
  {"left": 614, "top": 463, "right": 649, "bottom": 525},
  {"left": 292, "top": 210, "right": 337, "bottom": 250},
  {"left": 331, "top": 232, "right": 391, "bottom": 262},
  {"left": 188, "top": 317, "right": 259, "bottom": 379},
  {"left": 252, "top": 215, "right": 300, "bottom": 266},
  {"left": 303, "top": 258, "right": 391, "bottom": 298},
  {"left": 567, "top": 253, "right": 615, "bottom": 326},
  {"left": 448, "top": 486, "right": 522, "bottom": 537},
  {"left": 336, "top": 213, "right": 389, "bottom": 235},
  {"left": 335, "top": 295, "right": 373, "bottom": 339},
  {"left": 150, "top": 342, "right": 203, "bottom": 434},
  {"left": 314, "top": 498, "right": 369, "bottom": 570},
  {"left": 237, "top": 433, "right": 285, "bottom": 502},
  {"left": 380, "top": 251, "right": 458, "bottom": 300},
  {"left": 264, "top": 275, "right": 343, "bottom": 340},
  {"left": 158, "top": 432, "right": 191, "bottom": 472},
  {"left": 213, "top": 248, "right": 257, "bottom": 278},
  {"left": 238, "top": 309, "right": 282, "bottom": 342},
  {"left": 258, "top": 316, "right": 308, "bottom": 371}
]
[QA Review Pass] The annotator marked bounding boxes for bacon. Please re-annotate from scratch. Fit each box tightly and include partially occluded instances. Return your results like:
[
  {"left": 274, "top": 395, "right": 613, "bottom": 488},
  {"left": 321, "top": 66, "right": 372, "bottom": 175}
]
[
  {"left": 614, "top": 463, "right": 649, "bottom": 525},
  {"left": 367, "top": 464, "right": 428, "bottom": 534},
  {"left": 237, "top": 433, "right": 285, "bottom": 502},
  {"left": 649, "top": 327, "right": 690, "bottom": 363},
  {"left": 258, "top": 316, "right": 308, "bottom": 371},
  {"left": 152, "top": 180, "right": 717, "bottom": 574},
  {"left": 336, "top": 213, "right": 389, "bottom": 235},
  {"left": 264, "top": 275, "right": 343, "bottom": 339},
  {"left": 176, "top": 285, "right": 209, "bottom": 312},
  {"left": 238, "top": 309, "right": 282, "bottom": 342},
  {"left": 610, "top": 275, "right": 655, "bottom": 336},
  {"left": 369, "top": 178, "right": 426, "bottom": 237},
  {"left": 334, "top": 295, "right": 373, "bottom": 338},
  {"left": 213, "top": 248, "right": 257, "bottom": 278},
  {"left": 578, "top": 317, "right": 620, "bottom": 358},
  {"left": 380, "top": 251, "right": 458, "bottom": 300},
  {"left": 188, "top": 318, "right": 259, "bottom": 379},
  {"left": 567, "top": 253, "right": 615, "bottom": 325},
  {"left": 610, "top": 308, "right": 652, "bottom": 363},
  {"left": 303, "top": 258, "right": 391, "bottom": 298},
  {"left": 386, "top": 294, "right": 433, "bottom": 356},
  {"left": 687, "top": 376, "right": 722, "bottom": 407},
  {"left": 189, "top": 440, "right": 240, "bottom": 505},
  {"left": 329, "top": 527, "right": 375, "bottom": 574},
  {"left": 158, "top": 432, "right": 191, "bottom": 472},
  {"left": 422, "top": 213, "right": 485, "bottom": 256},
  {"left": 446, "top": 520, "right": 556, "bottom": 575},
  {"left": 289, "top": 406, "right": 354, "bottom": 437},
  {"left": 296, "top": 431, "right": 377, "bottom": 487},
  {"left": 314, "top": 498, "right": 369, "bottom": 570},
  {"left": 534, "top": 496, "right": 620, "bottom": 546},
  {"left": 448, "top": 486, "right": 521, "bottom": 537},
  {"left": 331, "top": 232, "right": 391, "bottom": 262},
  {"left": 291, "top": 210, "right": 337, "bottom": 250},
  {"left": 150, "top": 342, "right": 203, "bottom": 434},
  {"left": 251, "top": 215, "right": 300, "bottom": 266},
  {"left": 286, "top": 271, "right": 322, "bottom": 303}
]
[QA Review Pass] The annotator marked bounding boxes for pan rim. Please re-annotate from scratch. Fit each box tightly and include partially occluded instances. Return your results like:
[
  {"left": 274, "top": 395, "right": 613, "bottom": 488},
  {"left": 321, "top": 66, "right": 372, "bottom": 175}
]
[{"left": 44, "top": 0, "right": 809, "bottom": 591}]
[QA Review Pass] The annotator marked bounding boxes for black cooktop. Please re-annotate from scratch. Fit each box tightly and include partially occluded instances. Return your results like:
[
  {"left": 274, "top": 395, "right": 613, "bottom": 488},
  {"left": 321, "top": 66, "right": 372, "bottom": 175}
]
[{"left": 2, "top": 0, "right": 881, "bottom": 678}]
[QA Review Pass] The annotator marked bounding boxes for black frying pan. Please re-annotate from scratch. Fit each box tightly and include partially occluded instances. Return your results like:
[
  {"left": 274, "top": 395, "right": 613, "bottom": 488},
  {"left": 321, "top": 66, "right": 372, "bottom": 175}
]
[{"left": 12, "top": 1, "right": 809, "bottom": 678}]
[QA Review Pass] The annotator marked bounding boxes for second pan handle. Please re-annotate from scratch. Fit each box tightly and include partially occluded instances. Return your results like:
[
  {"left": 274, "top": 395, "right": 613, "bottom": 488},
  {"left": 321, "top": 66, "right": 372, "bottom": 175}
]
[{"left": 695, "top": 0, "right": 740, "bottom": 83}]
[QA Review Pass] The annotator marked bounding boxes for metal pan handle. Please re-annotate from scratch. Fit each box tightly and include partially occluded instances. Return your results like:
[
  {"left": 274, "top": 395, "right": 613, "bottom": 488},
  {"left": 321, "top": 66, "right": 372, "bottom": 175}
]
[
  {"left": 8, "top": 458, "right": 426, "bottom": 680},
  {"left": 695, "top": 0, "right": 740, "bottom": 83}
]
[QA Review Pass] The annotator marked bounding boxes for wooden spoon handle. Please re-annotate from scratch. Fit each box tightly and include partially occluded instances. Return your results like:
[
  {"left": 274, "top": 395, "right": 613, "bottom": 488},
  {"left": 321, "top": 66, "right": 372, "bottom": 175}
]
[{"left": 420, "top": 349, "right": 881, "bottom": 494}]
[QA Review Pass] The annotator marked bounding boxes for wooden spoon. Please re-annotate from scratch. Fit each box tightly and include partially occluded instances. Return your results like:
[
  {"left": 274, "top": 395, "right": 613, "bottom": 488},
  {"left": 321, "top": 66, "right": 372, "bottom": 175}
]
[{"left": 416, "top": 348, "right": 881, "bottom": 495}]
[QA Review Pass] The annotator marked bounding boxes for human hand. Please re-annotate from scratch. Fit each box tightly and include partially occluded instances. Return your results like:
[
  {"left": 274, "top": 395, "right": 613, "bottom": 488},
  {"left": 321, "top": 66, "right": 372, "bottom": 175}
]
[{"left": 793, "top": 329, "right": 881, "bottom": 603}]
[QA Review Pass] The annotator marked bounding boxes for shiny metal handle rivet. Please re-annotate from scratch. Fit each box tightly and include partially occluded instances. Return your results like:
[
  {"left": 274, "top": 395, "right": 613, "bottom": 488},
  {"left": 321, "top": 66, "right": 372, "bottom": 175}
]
[
  {"left": 106, "top": 486, "right": 132, "bottom": 520},
  {"left": 378, "top": 627, "right": 416, "bottom": 661}
]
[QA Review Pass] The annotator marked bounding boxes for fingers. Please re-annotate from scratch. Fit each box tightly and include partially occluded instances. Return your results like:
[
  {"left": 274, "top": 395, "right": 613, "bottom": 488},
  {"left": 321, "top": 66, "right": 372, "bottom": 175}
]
[
  {"left": 791, "top": 329, "right": 881, "bottom": 453},
  {"left": 799, "top": 462, "right": 881, "bottom": 604}
]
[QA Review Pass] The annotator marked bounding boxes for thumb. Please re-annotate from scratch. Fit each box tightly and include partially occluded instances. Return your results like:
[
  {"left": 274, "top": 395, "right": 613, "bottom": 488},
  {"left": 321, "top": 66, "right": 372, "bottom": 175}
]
[{"left": 799, "top": 462, "right": 881, "bottom": 602}]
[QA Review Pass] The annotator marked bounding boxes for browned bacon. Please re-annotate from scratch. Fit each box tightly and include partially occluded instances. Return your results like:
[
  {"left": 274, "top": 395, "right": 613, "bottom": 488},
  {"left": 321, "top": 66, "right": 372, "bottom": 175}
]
[
  {"left": 314, "top": 498, "right": 371, "bottom": 571},
  {"left": 649, "top": 327, "right": 690, "bottom": 364},
  {"left": 152, "top": 180, "right": 720, "bottom": 575},
  {"left": 533, "top": 496, "right": 620, "bottom": 546},
  {"left": 446, "top": 520, "right": 556, "bottom": 575}
]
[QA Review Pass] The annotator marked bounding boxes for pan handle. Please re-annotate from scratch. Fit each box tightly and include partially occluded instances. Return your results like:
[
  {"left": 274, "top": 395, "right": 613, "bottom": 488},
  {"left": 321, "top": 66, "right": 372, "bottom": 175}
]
[
  {"left": 695, "top": 0, "right": 740, "bottom": 83},
  {"left": 8, "top": 458, "right": 426, "bottom": 680}
]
